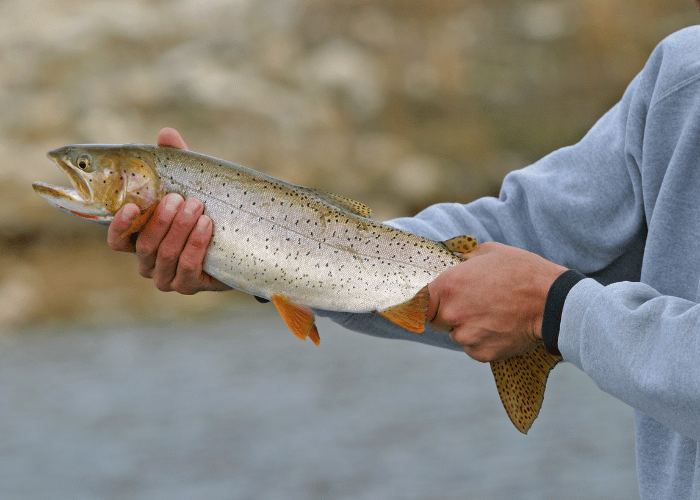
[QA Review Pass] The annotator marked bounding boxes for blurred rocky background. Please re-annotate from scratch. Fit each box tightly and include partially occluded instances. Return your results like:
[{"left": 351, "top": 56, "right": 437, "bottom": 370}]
[{"left": 1, "top": 0, "right": 698, "bottom": 330}]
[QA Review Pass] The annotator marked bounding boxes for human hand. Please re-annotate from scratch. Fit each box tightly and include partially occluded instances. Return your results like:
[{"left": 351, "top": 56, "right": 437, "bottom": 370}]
[
  {"left": 107, "top": 127, "right": 231, "bottom": 294},
  {"left": 427, "top": 242, "right": 567, "bottom": 362}
]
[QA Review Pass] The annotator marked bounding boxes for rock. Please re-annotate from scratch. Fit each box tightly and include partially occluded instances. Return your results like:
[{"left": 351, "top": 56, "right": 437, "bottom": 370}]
[
  {"left": 0, "top": 265, "right": 38, "bottom": 329},
  {"left": 391, "top": 156, "right": 442, "bottom": 202},
  {"left": 350, "top": 7, "right": 398, "bottom": 49},
  {"left": 0, "top": 0, "right": 698, "bottom": 330},
  {"left": 353, "top": 133, "right": 412, "bottom": 176},
  {"left": 518, "top": 1, "right": 573, "bottom": 41},
  {"left": 300, "top": 39, "right": 387, "bottom": 121}
]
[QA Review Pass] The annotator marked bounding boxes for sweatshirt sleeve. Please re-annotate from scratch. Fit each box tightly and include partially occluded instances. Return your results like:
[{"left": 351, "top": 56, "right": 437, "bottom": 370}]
[
  {"left": 317, "top": 26, "right": 650, "bottom": 345},
  {"left": 560, "top": 279, "right": 700, "bottom": 441},
  {"left": 320, "top": 24, "right": 700, "bottom": 397}
]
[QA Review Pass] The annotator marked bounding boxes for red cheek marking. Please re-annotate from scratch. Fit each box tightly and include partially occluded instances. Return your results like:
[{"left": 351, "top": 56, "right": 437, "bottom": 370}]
[{"left": 69, "top": 210, "right": 103, "bottom": 220}]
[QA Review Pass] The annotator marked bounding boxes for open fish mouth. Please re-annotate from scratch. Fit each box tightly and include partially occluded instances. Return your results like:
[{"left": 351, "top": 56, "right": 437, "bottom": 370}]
[
  {"left": 32, "top": 150, "right": 113, "bottom": 224},
  {"left": 31, "top": 181, "right": 113, "bottom": 224},
  {"left": 47, "top": 148, "right": 94, "bottom": 200}
]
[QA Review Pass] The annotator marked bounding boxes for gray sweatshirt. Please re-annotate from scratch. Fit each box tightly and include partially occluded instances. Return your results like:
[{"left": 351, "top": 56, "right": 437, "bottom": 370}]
[{"left": 319, "top": 26, "right": 700, "bottom": 499}]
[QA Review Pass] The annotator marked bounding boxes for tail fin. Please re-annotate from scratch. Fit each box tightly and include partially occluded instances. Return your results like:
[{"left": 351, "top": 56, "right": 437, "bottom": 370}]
[{"left": 490, "top": 343, "right": 562, "bottom": 433}]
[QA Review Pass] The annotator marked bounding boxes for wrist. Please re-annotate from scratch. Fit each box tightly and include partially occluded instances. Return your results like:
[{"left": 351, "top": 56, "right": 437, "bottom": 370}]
[
  {"left": 532, "top": 263, "right": 568, "bottom": 341},
  {"left": 540, "top": 269, "right": 587, "bottom": 355}
]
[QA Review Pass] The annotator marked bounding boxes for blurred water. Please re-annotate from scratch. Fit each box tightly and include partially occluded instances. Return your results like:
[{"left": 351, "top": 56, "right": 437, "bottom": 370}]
[{"left": 0, "top": 315, "right": 638, "bottom": 499}]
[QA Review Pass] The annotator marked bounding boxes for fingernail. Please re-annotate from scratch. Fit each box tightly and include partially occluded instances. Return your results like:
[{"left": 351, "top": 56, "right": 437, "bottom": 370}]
[
  {"left": 196, "top": 216, "right": 209, "bottom": 231},
  {"left": 165, "top": 194, "right": 184, "bottom": 212},
  {"left": 184, "top": 198, "right": 201, "bottom": 216}
]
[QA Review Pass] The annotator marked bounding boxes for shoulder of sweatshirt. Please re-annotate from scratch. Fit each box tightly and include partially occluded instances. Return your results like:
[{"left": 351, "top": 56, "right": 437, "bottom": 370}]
[{"left": 644, "top": 26, "right": 700, "bottom": 106}]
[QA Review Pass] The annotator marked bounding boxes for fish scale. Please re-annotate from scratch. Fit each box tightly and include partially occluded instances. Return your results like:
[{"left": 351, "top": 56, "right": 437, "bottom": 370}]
[
  {"left": 152, "top": 147, "right": 458, "bottom": 312},
  {"left": 33, "top": 143, "right": 562, "bottom": 434}
]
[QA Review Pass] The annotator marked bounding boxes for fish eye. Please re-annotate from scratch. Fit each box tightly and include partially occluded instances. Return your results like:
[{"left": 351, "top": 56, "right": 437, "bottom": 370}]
[{"left": 76, "top": 155, "right": 91, "bottom": 170}]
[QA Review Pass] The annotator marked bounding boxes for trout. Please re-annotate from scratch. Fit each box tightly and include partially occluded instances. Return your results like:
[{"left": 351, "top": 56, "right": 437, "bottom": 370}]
[{"left": 33, "top": 144, "right": 561, "bottom": 433}]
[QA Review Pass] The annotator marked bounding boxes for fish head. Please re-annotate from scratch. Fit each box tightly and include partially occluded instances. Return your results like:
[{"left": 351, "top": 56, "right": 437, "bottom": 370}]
[{"left": 33, "top": 145, "right": 164, "bottom": 224}]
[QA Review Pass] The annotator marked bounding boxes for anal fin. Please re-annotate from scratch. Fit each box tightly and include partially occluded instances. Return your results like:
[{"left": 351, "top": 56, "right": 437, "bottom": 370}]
[
  {"left": 271, "top": 295, "right": 321, "bottom": 346},
  {"left": 489, "top": 342, "right": 562, "bottom": 433},
  {"left": 379, "top": 286, "right": 429, "bottom": 333}
]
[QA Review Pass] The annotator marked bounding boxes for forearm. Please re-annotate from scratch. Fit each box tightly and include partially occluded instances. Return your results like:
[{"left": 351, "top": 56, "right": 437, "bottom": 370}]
[
  {"left": 316, "top": 309, "right": 464, "bottom": 352},
  {"left": 558, "top": 279, "right": 700, "bottom": 441}
]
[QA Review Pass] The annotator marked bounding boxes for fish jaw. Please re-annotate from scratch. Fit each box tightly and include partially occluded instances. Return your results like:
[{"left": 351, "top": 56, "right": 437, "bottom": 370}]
[
  {"left": 46, "top": 147, "right": 94, "bottom": 203},
  {"left": 32, "top": 181, "right": 114, "bottom": 225},
  {"left": 36, "top": 144, "right": 165, "bottom": 224}
]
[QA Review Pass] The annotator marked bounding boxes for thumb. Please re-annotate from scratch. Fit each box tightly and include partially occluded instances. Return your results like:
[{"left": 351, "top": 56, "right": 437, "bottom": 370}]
[
  {"left": 426, "top": 280, "right": 439, "bottom": 324},
  {"left": 157, "top": 128, "right": 189, "bottom": 150}
]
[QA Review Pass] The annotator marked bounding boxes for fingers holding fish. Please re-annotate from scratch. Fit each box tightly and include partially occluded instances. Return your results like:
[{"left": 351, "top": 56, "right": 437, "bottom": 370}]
[
  {"left": 451, "top": 325, "right": 527, "bottom": 363},
  {"left": 169, "top": 215, "right": 232, "bottom": 294},
  {"left": 427, "top": 242, "right": 566, "bottom": 362},
  {"left": 108, "top": 203, "right": 142, "bottom": 252},
  {"left": 149, "top": 197, "right": 205, "bottom": 291},
  {"left": 132, "top": 193, "right": 182, "bottom": 279}
]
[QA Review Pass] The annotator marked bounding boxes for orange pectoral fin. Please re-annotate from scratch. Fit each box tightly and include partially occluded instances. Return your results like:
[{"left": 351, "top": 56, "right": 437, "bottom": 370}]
[
  {"left": 271, "top": 295, "right": 321, "bottom": 346},
  {"left": 117, "top": 203, "right": 158, "bottom": 243},
  {"left": 379, "top": 286, "right": 429, "bottom": 333}
]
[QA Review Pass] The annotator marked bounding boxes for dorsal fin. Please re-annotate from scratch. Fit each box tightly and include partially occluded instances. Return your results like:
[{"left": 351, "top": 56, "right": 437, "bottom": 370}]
[
  {"left": 442, "top": 235, "right": 478, "bottom": 254},
  {"left": 301, "top": 187, "right": 373, "bottom": 218}
]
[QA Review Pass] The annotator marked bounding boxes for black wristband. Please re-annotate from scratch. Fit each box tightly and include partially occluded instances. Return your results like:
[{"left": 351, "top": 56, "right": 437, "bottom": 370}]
[{"left": 541, "top": 269, "right": 586, "bottom": 356}]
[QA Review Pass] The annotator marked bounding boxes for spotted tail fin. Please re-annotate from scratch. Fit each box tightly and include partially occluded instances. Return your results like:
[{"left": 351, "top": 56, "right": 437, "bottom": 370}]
[{"left": 490, "top": 343, "right": 562, "bottom": 433}]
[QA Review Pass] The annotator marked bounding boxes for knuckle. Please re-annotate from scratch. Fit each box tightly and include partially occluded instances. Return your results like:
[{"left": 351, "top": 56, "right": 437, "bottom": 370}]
[
  {"left": 170, "top": 278, "right": 197, "bottom": 295},
  {"left": 439, "top": 308, "right": 461, "bottom": 329},
  {"left": 153, "top": 277, "right": 172, "bottom": 292},
  {"left": 151, "top": 213, "right": 173, "bottom": 231},
  {"left": 137, "top": 265, "right": 153, "bottom": 279},
  {"left": 464, "top": 347, "right": 491, "bottom": 364},
  {"left": 134, "top": 239, "right": 155, "bottom": 259},
  {"left": 177, "top": 286, "right": 197, "bottom": 296},
  {"left": 157, "top": 249, "right": 179, "bottom": 266},
  {"left": 472, "top": 353, "right": 491, "bottom": 364},
  {"left": 178, "top": 259, "right": 199, "bottom": 275},
  {"left": 439, "top": 279, "right": 462, "bottom": 303},
  {"left": 478, "top": 241, "right": 502, "bottom": 253},
  {"left": 450, "top": 329, "right": 470, "bottom": 346},
  {"left": 171, "top": 215, "right": 197, "bottom": 233},
  {"left": 186, "top": 235, "right": 207, "bottom": 250},
  {"left": 108, "top": 232, "right": 131, "bottom": 252}
]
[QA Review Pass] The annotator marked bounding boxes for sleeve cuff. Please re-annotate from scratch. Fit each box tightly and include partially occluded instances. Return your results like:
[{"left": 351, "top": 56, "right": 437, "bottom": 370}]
[{"left": 541, "top": 269, "right": 587, "bottom": 356}]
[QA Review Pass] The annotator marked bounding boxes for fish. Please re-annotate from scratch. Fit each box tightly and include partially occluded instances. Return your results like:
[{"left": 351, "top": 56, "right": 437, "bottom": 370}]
[{"left": 33, "top": 144, "right": 562, "bottom": 433}]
